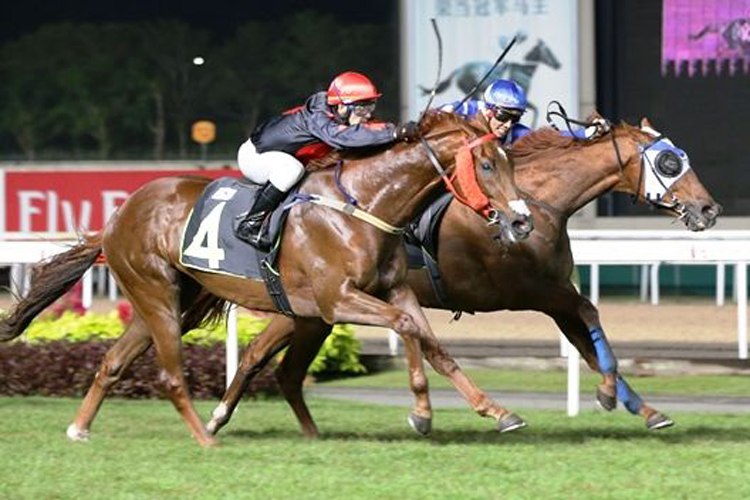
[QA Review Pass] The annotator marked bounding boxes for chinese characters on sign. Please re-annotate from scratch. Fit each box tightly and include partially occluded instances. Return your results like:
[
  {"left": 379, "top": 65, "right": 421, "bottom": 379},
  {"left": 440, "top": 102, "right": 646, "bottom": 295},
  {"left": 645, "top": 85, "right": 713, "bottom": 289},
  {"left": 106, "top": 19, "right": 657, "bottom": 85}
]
[{"left": 435, "top": 0, "right": 549, "bottom": 17}]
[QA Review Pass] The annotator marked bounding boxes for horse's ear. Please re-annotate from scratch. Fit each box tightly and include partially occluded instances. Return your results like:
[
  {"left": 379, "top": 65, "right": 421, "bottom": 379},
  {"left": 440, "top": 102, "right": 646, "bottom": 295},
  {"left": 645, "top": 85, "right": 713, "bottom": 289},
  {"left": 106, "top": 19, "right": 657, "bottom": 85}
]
[{"left": 640, "top": 117, "right": 653, "bottom": 129}]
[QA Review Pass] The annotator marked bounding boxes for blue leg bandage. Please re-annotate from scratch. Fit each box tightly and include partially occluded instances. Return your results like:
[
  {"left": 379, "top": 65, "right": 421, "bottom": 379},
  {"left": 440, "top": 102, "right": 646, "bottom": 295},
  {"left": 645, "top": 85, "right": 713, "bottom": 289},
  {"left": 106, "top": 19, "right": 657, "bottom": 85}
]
[
  {"left": 616, "top": 375, "right": 643, "bottom": 414},
  {"left": 590, "top": 327, "right": 617, "bottom": 374}
]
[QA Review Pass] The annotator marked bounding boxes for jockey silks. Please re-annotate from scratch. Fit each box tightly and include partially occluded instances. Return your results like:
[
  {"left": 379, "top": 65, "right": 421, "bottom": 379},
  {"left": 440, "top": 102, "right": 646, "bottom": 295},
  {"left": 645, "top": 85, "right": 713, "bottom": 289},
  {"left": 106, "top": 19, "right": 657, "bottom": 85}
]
[
  {"left": 441, "top": 98, "right": 532, "bottom": 146},
  {"left": 250, "top": 91, "right": 396, "bottom": 160}
]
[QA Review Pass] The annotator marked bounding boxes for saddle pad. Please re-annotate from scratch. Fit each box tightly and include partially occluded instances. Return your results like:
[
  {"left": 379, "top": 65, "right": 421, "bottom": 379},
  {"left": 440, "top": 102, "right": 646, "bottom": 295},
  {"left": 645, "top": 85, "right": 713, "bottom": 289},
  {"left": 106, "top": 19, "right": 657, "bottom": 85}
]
[{"left": 180, "top": 177, "right": 291, "bottom": 279}]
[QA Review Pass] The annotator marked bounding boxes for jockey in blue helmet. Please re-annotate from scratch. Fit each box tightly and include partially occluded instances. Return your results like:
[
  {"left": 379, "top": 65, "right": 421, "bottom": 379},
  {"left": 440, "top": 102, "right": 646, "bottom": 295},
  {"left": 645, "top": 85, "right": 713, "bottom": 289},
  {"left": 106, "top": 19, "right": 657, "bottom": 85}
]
[{"left": 441, "top": 79, "right": 531, "bottom": 146}]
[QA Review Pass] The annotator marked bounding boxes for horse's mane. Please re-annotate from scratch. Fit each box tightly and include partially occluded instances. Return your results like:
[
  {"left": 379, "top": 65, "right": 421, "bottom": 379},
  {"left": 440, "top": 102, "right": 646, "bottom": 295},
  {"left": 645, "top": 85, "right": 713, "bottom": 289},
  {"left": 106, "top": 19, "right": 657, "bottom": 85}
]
[
  {"left": 306, "top": 110, "right": 482, "bottom": 172},
  {"left": 510, "top": 121, "right": 637, "bottom": 161},
  {"left": 510, "top": 128, "right": 577, "bottom": 159}
]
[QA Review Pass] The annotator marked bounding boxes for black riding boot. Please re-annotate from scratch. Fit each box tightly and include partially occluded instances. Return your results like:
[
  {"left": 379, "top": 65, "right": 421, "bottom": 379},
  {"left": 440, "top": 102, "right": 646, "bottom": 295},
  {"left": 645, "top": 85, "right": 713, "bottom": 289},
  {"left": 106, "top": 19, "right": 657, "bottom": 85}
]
[{"left": 235, "top": 182, "right": 287, "bottom": 248}]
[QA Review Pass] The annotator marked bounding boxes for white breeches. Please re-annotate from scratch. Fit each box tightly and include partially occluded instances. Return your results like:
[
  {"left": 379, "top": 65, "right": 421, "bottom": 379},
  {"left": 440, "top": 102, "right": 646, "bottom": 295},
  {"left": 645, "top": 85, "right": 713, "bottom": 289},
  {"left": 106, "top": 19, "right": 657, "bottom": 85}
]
[{"left": 237, "top": 138, "right": 305, "bottom": 192}]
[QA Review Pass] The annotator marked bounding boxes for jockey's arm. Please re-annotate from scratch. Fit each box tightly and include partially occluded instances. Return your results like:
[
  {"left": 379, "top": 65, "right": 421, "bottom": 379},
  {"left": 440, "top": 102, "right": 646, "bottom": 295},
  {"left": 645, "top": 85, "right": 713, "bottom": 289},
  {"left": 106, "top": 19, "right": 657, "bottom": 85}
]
[
  {"left": 440, "top": 100, "right": 481, "bottom": 117},
  {"left": 309, "top": 114, "right": 397, "bottom": 149}
]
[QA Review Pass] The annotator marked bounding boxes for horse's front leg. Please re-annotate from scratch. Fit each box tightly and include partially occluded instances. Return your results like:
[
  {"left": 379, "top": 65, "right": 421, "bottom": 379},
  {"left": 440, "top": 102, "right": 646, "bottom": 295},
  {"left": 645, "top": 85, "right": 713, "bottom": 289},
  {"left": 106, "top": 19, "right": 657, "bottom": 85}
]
[
  {"left": 274, "top": 318, "right": 332, "bottom": 438},
  {"left": 207, "top": 315, "right": 295, "bottom": 435},
  {"left": 386, "top": 286, "right": 526, "bottom": 433},
  {"left": 550, "top": 287, "right": 674, "bottom": 430},
  {"left": 321, "top": 281, "right": 526, "bottom": 433}
]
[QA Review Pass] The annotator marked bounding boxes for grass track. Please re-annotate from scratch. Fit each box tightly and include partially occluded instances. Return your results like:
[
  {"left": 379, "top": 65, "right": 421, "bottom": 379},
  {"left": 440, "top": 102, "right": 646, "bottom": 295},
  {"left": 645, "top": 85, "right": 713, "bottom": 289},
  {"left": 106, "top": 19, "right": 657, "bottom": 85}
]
[
  {"left": 322, "top": 367, "right": 750, "bottom": 396},
  {"left": 1, "top": 397, "right": 749, "bottom": 499}
]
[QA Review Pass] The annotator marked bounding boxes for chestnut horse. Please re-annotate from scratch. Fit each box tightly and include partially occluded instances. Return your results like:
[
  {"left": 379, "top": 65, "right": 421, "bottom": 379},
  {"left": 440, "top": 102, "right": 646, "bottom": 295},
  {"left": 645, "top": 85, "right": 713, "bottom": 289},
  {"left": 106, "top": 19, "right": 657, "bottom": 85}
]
[
  {"left": 206, "top": 117, "right": 721, "bottom": 438},
  {"left": 0, "top": 112, "right": 533, "bottom": 446}
]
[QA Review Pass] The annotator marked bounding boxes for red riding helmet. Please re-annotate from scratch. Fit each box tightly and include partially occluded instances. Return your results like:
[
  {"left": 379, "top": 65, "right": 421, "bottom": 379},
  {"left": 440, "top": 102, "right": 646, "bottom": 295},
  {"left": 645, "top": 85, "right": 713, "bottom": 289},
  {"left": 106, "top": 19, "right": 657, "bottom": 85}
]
[{"left": 326, "top": 71, "right": 382, "bottom": 105}]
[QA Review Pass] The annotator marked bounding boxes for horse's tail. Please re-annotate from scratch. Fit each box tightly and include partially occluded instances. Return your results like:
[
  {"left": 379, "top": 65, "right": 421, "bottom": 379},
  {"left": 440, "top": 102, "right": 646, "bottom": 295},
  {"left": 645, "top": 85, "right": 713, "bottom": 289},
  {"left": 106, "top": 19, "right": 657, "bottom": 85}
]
[
  {"left": 0, "top": 233, "right": 103, "bottom": 341},
  {"left": 180, "top": 287, "right": 229, "bottom": 334}
]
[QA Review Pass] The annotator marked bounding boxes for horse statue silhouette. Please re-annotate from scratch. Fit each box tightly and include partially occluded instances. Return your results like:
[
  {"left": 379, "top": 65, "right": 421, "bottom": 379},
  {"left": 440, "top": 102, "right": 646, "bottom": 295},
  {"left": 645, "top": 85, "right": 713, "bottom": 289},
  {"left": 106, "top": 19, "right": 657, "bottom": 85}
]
[{"left": 419, "top": 38, "right": 561, "bottom": 127}]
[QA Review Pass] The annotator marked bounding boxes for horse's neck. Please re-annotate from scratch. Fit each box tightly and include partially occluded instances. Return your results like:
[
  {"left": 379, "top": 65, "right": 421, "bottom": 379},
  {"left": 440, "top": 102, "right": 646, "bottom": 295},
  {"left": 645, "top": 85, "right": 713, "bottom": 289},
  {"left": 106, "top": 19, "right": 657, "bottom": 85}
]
[
  {"left": 517, "top": 136, "right": 632, "bottom": 218},
  {"left": 341, "top": 134, "right": 458, "bottom": 228}
]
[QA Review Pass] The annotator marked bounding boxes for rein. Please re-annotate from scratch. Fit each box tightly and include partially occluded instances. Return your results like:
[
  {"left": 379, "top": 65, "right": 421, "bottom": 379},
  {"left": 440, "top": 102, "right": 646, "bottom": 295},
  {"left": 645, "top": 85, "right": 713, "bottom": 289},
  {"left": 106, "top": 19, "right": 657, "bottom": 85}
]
[
  {"left": 545, "top": 100, "right": 604, "bottom": 138},
  {"left": 295, "top": 125, "right": 501, "bottom": 235},
  {"left": 515, "top": 187, "right": 563, "bottom": 217},
  {"left": 546, "top": 102, "right": 684, "bottom": 212}
]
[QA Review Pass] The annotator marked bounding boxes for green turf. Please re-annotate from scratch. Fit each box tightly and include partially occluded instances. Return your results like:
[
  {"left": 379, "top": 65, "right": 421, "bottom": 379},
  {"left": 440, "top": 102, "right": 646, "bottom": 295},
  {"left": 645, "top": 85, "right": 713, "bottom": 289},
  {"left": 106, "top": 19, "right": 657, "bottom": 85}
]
[
  {"left": 322, "top": 367, "right": 750, "bottom": 397},
  {"left": 1, "top": 397, "right": 749, "bottom": 499}
]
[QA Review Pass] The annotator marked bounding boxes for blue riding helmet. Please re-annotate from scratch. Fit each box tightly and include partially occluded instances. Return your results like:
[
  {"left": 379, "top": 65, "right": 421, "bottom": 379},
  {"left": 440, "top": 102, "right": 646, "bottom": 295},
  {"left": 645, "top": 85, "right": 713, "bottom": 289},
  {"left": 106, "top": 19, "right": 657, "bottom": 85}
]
[{"left": 483, "top": 79, "right": 527, "bottom": 113}]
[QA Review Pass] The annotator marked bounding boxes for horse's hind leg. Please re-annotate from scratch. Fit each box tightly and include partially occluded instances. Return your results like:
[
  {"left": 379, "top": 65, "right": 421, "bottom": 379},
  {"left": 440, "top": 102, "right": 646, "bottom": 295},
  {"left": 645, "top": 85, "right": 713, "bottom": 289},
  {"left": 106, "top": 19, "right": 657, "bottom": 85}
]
[
  {"left": 67, "top": 314, "right": 152, "bottom": 442},
  {"left": 274, "top": 318, "right": 331, "bottom": 438},
  {"left": 401, "top": 336, "right": 433, "bottom": 435},
  {"left": 69, "top": 274, "right": 218, "bottom": 442},
  {"left": 549, "top": 287, "right": 673, "bottom": 430},
  {"left": 114, "top": 264, "right": 216, "bottom": 446},
  {"left": 207, "top": 315, "right": 294, "bottom": 435}
]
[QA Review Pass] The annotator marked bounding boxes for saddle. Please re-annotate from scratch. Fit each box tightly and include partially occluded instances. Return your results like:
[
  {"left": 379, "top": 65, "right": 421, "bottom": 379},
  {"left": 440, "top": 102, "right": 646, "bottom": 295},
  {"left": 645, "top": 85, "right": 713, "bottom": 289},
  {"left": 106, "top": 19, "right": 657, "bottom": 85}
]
[
  {"left": 404, "top": 192, "right": 454, "bottom": 307},
  {"left": 180, "top": 177, "right": 297, "bottom": 315}
]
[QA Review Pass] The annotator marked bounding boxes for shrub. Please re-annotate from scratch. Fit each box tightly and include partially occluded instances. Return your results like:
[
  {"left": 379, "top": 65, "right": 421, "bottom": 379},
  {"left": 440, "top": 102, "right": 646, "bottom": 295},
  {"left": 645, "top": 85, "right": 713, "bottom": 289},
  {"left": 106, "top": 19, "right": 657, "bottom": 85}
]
[
  {"left": 19, "top": 309, "right": 365, "bottom": 375},
  {"left": 0, "top": 340, "right": 277, "bottom": 399},
  {"left": 0, "top": 307, "right": 368, "bottom": 398}
]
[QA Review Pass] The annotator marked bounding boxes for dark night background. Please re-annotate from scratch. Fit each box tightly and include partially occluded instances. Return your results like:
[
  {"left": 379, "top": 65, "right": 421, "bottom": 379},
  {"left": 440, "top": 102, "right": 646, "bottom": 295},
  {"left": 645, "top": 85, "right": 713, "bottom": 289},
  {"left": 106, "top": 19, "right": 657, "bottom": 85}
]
[
  {"left": 2, "top": 1, "right": 398, "bottom": 42},
  {"left": 0, "top": 1, "right": 401, "bottom": 161},
  {"left": 1, "top": 0, "right": 747, "bottom": 215},
  {"left": 596, "top": 1, "right": 749, "bottom": 216}
]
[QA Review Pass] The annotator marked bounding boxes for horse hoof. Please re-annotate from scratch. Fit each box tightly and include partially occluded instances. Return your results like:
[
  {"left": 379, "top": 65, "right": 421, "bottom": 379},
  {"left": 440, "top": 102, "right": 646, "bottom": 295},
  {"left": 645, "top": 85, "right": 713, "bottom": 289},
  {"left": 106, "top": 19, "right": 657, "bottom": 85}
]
[
  {"left": 206, "top": 403, "right": 228, "bottom": 435},
  {"left": 408, "top": 413, "right": 432, "bottom": 436},
  {"left": 206, "top": 419, "right": 220, "bottom": 436},
  {"left": 497, "top": 413, "right": 527, "bottom": 433},
  {"left": 66, "top": 423, "right": 90, "bottom": 442},
  {"left": 646, "top": 412, "right": 675, "bottom": 430},
  {"left": 596, "top": 387, "right": 617, "bottom": 411},
  {"left": 199, "top": 436, "right": 218, "bottom": 448}
]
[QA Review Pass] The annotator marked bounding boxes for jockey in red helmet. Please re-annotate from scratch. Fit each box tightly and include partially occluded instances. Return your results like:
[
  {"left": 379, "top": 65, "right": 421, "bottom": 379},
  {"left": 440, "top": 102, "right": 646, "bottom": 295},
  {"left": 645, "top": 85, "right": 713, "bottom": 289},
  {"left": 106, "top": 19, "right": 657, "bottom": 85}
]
[{"left": 236, "top": 71, "right": 419, "bottom": 248}]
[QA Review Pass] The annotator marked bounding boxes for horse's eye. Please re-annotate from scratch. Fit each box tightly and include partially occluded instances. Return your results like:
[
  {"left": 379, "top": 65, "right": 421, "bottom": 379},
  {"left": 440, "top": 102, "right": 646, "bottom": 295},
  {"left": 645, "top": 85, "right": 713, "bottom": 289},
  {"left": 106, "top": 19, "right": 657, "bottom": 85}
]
[
  {"left": 655, "top": 150, "right": 682, "bottom": 177},
  {"left": 481, "top": 160, "right": 494, "bottom": 172}
]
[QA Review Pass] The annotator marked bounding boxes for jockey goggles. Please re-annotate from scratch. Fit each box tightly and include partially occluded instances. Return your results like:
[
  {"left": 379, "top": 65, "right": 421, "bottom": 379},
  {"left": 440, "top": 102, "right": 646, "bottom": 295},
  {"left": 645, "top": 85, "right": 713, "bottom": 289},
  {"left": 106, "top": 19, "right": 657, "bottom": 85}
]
[
  {"left": 489, "top": 106, "right": 522, "bottom": 124},
  {"left": 349, "top": 100, "right": 377, "bottom": 117}
]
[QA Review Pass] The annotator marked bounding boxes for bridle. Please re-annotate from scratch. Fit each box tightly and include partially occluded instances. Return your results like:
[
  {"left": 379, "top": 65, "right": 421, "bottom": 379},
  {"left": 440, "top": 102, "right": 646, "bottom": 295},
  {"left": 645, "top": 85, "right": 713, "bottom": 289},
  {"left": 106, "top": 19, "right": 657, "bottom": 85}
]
[
  {"left": 546, "top": 101, "right": 691, "bottom": 214},
  {"left": 418, "top": 129, "right": 525, "bottom": 225},
  {"left": 611, "top": 130, "right": 691, "bottom": 214}
]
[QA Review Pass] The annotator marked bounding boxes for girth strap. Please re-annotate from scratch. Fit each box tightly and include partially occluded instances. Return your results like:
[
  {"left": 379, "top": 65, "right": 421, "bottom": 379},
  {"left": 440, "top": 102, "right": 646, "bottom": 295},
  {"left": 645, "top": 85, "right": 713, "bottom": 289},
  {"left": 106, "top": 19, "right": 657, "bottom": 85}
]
[{"left": 422, "top": 247, "right": 450, "bottom": 307}]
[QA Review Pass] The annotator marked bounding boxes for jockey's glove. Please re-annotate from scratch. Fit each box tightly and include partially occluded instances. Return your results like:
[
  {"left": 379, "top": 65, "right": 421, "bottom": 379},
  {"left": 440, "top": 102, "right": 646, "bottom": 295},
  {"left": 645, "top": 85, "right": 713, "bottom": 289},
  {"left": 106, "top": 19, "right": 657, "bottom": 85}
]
[{"left": 394, "top": 121, "right": 421, "bottom": 142}]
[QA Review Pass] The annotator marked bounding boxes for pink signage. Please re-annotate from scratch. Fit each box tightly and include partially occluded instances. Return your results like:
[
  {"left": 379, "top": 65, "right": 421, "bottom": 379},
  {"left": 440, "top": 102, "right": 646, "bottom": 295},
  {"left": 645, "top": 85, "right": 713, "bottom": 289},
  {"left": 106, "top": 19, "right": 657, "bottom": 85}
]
[{"left": 662, "top": 0, "right": 750, "bottom": 76}]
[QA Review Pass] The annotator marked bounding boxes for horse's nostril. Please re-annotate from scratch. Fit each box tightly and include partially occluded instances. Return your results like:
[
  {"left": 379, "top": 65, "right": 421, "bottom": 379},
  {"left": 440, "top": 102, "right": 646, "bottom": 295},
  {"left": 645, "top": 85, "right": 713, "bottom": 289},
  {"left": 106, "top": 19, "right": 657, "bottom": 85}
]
[
  {"left": 702, "top": 204, "right": 719, "bottom": 220},
  {"left": 512, "top": 216, "right": 534, "bottom": 236}
]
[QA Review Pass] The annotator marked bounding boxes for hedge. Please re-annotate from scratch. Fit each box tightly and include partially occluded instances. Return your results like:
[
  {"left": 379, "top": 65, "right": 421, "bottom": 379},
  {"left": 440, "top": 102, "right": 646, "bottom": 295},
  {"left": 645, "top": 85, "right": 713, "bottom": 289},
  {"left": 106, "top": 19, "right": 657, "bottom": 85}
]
[
  {"left": 0, "top": 308, "right": 366, "bottom": 398},
  {"left": 0, "top": 339, "right": 276, "bottom": 399}
]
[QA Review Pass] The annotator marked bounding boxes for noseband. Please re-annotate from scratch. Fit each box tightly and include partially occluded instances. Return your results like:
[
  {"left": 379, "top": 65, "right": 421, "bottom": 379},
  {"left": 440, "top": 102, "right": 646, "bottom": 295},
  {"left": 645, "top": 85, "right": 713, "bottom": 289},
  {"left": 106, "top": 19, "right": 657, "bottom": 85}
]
[{"left": 419, "top": 133, "right": 502, "bottom": 220}]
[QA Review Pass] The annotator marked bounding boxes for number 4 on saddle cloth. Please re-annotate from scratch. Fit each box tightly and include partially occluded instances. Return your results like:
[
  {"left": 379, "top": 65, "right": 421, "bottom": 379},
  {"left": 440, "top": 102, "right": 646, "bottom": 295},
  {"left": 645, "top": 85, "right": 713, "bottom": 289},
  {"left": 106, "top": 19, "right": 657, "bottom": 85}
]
[{"left": 180, "top": 177, "right": 296, "bottom": 315}]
